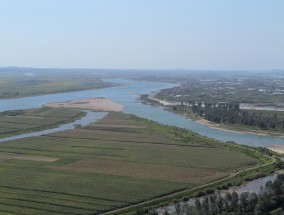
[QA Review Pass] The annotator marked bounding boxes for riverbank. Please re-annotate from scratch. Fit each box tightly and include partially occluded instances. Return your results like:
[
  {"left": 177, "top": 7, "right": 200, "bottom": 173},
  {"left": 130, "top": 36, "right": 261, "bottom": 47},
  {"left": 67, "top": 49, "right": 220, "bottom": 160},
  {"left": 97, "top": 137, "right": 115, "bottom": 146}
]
[
  {"left": 146, "top": 91, "right": 180, "bottom": 106},
  {"left": 267, "top": 145, "right": 284, "bottom": 154},
  {"left": 44, "top": 97, "right": 124, "bottom": 112},
  {"left": 140, "top": 94, "right": 284, "bottom": 139},
  {"left": 195, "top": 118, "right": 284, "bottom": 138},
  {"left": 156, "top": 169, "right": 284, "bottom": 215}
]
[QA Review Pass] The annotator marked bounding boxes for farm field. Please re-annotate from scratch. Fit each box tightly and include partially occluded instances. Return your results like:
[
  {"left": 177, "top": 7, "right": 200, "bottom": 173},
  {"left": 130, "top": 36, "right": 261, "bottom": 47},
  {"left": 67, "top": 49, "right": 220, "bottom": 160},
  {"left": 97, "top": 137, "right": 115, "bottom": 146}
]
[
  {"left": 0, "top": 111, "right": 263, "bottom": 214},
  {"left": 0, "top": 107, "right": 85, "bottom": 138}
]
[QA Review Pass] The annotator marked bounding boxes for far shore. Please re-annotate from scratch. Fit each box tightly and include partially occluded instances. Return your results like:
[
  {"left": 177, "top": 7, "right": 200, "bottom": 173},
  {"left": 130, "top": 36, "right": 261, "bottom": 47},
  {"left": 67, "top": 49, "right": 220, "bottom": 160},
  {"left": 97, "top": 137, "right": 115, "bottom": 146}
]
[
  {"left": 140, "top": 94, "right": 284, "bottom": 139},
  {"left": 196, "top": 118, "right": 284, "bottom": 155},
  {"left": 195, "top": 118, "right": 284, "bottom": 138},
  {"left": 44, "top": 97, "right": 123, "bottom": 112}
]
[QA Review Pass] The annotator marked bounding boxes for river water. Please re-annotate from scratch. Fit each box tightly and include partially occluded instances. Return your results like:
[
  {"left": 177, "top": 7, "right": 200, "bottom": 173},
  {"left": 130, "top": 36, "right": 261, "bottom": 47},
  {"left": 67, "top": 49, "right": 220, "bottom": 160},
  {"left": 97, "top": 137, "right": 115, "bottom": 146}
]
[
  {"left": 0, "top": 111, "right": 107, "bottom": 143},
  {"left": 0, "top": 78, "right": 284, "bottom": 147}
]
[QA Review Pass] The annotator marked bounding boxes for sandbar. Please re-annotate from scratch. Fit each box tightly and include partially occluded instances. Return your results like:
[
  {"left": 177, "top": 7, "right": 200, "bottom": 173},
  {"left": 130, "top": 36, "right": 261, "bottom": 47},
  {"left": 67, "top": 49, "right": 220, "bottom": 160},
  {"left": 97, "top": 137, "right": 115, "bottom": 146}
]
[
  {"left": 268, "top": 145, "right": 284, "bottom": 154},
  {"left": 44, "top": 97, "right": 123, "bottom": 112}
]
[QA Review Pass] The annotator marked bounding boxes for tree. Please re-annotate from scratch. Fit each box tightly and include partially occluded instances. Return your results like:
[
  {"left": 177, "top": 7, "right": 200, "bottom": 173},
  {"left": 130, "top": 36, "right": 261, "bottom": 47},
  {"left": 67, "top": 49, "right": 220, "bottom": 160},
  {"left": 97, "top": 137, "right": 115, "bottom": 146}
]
[
  {"left": 231, "top": 191, "right": 239, "bottom": 212},
  {"left": 195, "top": 198, "right": 202, "bottom": 214},
  {"left": 201, "top": 196, "right": 210, "bottom": 215}
]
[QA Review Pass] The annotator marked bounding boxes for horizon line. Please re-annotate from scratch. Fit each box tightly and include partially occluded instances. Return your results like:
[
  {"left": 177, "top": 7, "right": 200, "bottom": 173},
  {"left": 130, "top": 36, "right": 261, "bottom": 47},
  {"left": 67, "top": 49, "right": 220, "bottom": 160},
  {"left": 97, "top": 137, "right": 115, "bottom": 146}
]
[{"left": 0, "top": 66, "right": 283, "bottom": 73}]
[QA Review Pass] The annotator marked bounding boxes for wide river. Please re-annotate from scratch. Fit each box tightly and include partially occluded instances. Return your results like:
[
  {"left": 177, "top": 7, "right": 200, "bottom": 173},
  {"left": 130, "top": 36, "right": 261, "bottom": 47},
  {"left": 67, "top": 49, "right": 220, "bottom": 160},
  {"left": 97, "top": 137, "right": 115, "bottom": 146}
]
[{"left": 0, "top": 78, "right": 284, "bottom": 147}]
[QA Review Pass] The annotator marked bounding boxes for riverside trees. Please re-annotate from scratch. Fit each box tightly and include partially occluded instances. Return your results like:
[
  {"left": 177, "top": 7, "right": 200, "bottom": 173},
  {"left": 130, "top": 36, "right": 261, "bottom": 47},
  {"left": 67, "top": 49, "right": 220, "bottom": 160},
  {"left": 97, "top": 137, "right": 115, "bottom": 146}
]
[
  {"left": 139, "top": 174, "right": 284, "bottom": 215},
  {"left": 179, "top": 174, "right": 284, "bottom": 215},
  {"left": 190, "top": 102, "right": 284, "bottom": 131}
]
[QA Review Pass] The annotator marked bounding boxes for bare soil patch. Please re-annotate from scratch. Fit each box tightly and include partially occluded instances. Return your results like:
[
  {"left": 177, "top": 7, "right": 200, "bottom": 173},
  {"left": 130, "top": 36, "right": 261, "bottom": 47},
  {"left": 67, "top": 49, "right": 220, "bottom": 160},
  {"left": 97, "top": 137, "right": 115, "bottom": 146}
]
[{"left": 0, "top": 153, "right": 58, "bottom": 162}]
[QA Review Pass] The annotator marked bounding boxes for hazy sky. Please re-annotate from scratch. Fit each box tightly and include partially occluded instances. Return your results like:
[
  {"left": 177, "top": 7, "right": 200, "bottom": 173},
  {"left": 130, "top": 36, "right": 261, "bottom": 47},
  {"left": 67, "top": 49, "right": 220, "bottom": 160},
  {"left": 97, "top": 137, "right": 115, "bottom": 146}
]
[{"left": 0, "top": 0, "right": 283, "bottom": 70}]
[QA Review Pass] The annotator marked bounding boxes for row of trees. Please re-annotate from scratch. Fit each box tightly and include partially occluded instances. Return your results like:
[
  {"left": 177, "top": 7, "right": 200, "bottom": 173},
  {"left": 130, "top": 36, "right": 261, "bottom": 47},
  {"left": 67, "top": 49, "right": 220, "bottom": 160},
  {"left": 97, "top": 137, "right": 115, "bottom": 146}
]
[
  {"left": 136, "top": 174, "right": 284, "bottom": 215},
  {"left": 174, "top": 174, "right": 284, "bottom": 215},
  {"left": 190, "top": 103, "right": 284, "bottom": 130}
]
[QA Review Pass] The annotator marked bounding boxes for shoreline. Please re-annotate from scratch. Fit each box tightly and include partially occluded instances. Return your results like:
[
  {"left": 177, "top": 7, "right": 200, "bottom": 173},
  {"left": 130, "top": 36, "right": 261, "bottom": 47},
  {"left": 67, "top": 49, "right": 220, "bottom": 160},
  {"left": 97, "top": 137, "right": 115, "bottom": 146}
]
[
  {"left": 267, "top": 145, "right": 284, "bottom": 154},
  {"left": 195, "top": 118, "right": 284, "bottom": 138},
  {"left": 140, "top": 95, "right": 284, "bottom": 139}
]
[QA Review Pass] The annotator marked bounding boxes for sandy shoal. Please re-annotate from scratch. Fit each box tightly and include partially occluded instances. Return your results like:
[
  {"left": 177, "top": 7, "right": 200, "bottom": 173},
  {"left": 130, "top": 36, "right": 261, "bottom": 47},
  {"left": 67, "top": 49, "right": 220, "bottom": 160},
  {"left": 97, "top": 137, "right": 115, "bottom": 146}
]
[
  {"left": 44, "top": 97, "right": 123, "bottom": 112},
  {"left": 268, "top": 145, "right": 284, "bottom": 154}
]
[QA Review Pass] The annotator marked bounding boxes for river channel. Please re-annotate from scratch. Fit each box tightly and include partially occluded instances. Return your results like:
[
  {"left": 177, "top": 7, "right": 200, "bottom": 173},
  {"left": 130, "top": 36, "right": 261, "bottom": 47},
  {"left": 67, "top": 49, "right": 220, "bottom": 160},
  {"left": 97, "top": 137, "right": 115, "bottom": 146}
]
[{"left": 0, "top": 78, "right": 284, "bottom": 147}]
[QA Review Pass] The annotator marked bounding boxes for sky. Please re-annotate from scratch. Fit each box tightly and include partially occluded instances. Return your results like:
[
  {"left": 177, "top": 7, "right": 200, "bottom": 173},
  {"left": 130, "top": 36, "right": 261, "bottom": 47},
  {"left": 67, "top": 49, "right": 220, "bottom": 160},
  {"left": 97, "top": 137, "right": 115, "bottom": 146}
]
[{"left": 0, "top": 0, "right": 284, "bottom": 70}]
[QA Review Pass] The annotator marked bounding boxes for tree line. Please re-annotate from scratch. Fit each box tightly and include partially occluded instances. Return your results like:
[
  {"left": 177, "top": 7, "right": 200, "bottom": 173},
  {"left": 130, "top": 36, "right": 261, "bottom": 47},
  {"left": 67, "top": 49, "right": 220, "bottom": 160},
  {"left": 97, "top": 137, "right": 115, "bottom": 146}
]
[
  {"left": 175, "top": 174, "right": 284, "bottom": 215},
  {"left": 136, "top": 174, "right": 284, "bottom": 215},
  {"left": 190, "top": 102, "right": 284, "bottom": 130}
]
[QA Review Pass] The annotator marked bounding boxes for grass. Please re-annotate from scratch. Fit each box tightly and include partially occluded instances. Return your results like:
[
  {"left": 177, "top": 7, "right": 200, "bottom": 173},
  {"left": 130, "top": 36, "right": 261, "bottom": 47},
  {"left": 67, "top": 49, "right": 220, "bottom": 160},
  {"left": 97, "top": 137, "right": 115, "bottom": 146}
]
[
  {"left": 0, "top": 111, "right": 274, "bottom": 214},
  {"left": 0, "top": 107, "right": 86, "bottom": 138}
]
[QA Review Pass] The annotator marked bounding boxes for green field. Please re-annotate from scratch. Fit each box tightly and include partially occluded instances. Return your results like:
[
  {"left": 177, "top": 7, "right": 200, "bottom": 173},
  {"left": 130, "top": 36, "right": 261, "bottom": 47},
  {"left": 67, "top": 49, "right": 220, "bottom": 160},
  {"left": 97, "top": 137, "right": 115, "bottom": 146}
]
[
  {"left": 0, "top": 71, "right": 116, "bottom": 99},
  {"left": 0, "top": 111, "right": 269, "bottom": 214},
  {"left": 0, "top": 107, "right": 85, "bottom": 138}
]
